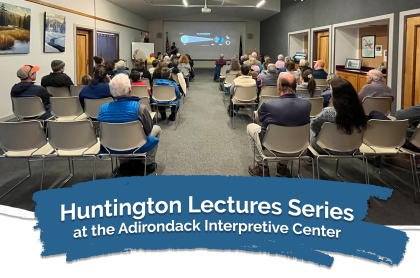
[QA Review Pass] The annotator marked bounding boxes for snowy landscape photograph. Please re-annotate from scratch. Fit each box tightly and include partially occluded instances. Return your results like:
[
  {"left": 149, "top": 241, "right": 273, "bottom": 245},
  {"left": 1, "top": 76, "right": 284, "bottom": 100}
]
[
  {"left": 0, "top": 2, "right": 31, "bottom": 55},
  {"left": 44, "top": 12, "right": 66, "bottom": 53}
]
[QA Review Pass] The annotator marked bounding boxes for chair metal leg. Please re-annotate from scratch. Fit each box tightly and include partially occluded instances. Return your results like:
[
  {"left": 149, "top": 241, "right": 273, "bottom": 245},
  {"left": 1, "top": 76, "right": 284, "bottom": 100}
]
[
  {"left": 40, "top": 158, "right": 45, "bottom": 191},
  {"left": 144, "top": 156, "right": 147, "bottom": 176},
  {"left": 409, "top": 154, "right": 418, "bottom": 199},
  {"left": 175, "top": 108, "right": 180, "bottom": 131},
  {"left": 316, "top": 156, "right": 321, "bottom": 180},
  {"left": 290, "top": 161, "right": 294, "bottom": 177},
  {"left": 58, "top": 157, "right": 74, "bottom": 188},
  {"left": 335, "top": 159, "right": 345, "bottom": 182},
  {"left": 363, "top": 156, "right": 370, "bottom": 184},
  {"left": 0, "top": 158, "right": 32, "bottom": 200},
  {"left": 93, "top": 156, "right": 97, "bottom": 181},
  {"left": 312, "top": 158, "right": 315, "bottom": 180}
]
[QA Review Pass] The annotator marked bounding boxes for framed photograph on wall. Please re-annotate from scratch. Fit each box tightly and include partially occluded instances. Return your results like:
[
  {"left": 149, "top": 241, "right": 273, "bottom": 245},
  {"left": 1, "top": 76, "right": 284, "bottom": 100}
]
[
  {"left": 361, "top": 35, "right": 375, "bottom": 58},
  {"left": 44, "top": 12, "right": 66, "bottom": 53},
  {"left": 345, "top": 58, "right": 362, "bottom": 70}
]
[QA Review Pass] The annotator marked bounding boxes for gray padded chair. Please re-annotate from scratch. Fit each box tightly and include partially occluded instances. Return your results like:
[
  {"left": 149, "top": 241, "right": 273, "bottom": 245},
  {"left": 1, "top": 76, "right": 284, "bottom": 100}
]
[{"left": 46, "top": 86, "right": 70, "bottom": 97}]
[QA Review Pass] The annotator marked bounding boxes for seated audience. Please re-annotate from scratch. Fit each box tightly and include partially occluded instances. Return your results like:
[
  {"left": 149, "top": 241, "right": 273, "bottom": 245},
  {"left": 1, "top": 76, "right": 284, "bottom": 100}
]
[
  {"left": 277, "top": 56, "right": 293, "bottom": 74},
  {"left": 259, "top": 64, "right": 278, "bottom": 87},
  {"left": 11, "top": 65, "right": 52, "bottom": 120},
  {"left": 248, "top": 73, "right": 311, "bottom": 177},
  {"left": 321, "top": 74, "right": 340, "bottom": 107},
  {"left": 240, "top": 55, "right": 248, "bottom": 65},
  {"left": 283, "top": 61, "right": 300, "bottom": 83},
  {"left": 105, "top": 61, "right": 117, "bottom": 79},
  {"left": 310, "top": 78, "right": 367, "bottom": 155},
  {"left": 78, "top": 65, "right": 112, "bottom": 109},
  {"left": 81, "top": 75, "right": 92, "bottom": 86},
  {"left": 146, "top": 53, "right": 156, "bottom": 65},
  {"left": 97, "top": 74, "right": 161, "bottom": 174},
  {"left": 149, "top": 59, "right": 159, "bottom": 75},
  {"left": 214, "top": 54, "right": 227, "bottom": 81},
  {"left": 93, "top": 56, "right": 104, "bottom": 74},
  {"left": 170, "top": 60, "right": 187, "bottom": 96},
  {"left": 164, "top": 56, "right": 173, "bottom": 68},
  {"left": 153, "top": 60, "right": 166, "bottom": 81},
  {"left": 251, "top": 52, "right": 262, "bottom": 67},
  {"left": 176, "top": 53, "right": 181, "bottom": 59},
  {"left": 275, "top": 54, "right": 285, "bottom": 69},
  {"left": 226, "top": 57, "right": 241, "bottom": 74},
  {"left": 313, "top": 60, "right": 328, "bottom": 79},
  {"left": 228, "top": 65, "right": 256, "bottom": 117},
  {"left": 115, "top": 60, "right": 130, "bottom": 77},
  {"left": 179, "top": 55, "right": 192, "bottom": 86},
  {"left": 396, "top": 104, "right": 420, "bottom": 152},
  {"left": 249, "top": 58, "right": 261, "bottom": 73},
  {"left": 358, "top": 70, "right": 393, "bottom": 101},
  {"left": 298, "top": 59, "right": 311, "bottom": 74},
  {"left": 153, "top": 67, "right": 181, "bottom": 121},
  {"left": 130, "top": 71, "right": 151, "bottom": 96},
  {"left": 41, "top": 60, "right": 74, "bottom": 90},
  {"left": 131, "top": 59, "right": 152, "bottom": 84},
  {"left": 260, "top": 57, "right": 272, "bottom": 72},
  {"left": 186, "top": 54, "right": 195, "bottom": 81},
  {"left": 296, "top": 69, "right": 322, "bottom": 98}
]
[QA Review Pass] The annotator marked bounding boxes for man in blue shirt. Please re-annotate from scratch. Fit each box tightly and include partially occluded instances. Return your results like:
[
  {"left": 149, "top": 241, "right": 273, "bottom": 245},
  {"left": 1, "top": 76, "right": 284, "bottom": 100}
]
[
  {"left": 312, "top": 60, "right": 328, "bottom": 79},
  {"left": 247, "top": 73, "right": 312, "bottom": 177},
  {"left": 153, "top": 67, "right": 181, "bottom": 121}
]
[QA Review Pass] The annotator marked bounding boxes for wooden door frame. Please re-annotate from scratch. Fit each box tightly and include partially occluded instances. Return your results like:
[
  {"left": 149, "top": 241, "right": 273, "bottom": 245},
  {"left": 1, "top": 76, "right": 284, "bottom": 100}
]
[
  {"left": 74, "top": 24, "right": 95, "bottom": 83},
  {"left": 398, "top": 9, "right": 420, "bottom": 110},
  {"left": 311, "top": 25, "right": 332, "bottom": 73}
]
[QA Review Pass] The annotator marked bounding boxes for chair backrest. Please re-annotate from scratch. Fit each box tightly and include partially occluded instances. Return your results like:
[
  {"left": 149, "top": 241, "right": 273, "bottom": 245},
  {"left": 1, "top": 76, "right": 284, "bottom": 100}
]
[
  {"left": 317, "top": 122, "right": 363, "bottom": 153},
  {"left": 225, "top": 74, "right": 237, "bottom": 85},
  {"left": 46, "top": 86, "right": 70, "bottom": 97},
  {"left": 363, "top": 120, "right": 408, "bottom": 149},
  {"left": 230, "top": 71, "right": 240, "bottom": 75},
  {"left": 309, "top": 98, "right": 324, "bottom": 117},
  {"left": 172, "top": 74, "right": 180, "bottom": 85},
  {"left": 263, "top": 124, "right": 310, "bottom": 154},
  {"left": 314, "top": 79, "right": 328, "bottom": 86},
  {"left": 181, "top": 67, "right": 189, "bottom": 76},
  {"left": 0, "top": 121, "right": 47, "bottom": 152},
  {"left": 260, "top": 86, "right": 278, "bottom": 97},
  {"left": 296, "top": 88, "right": 322, "bottom": 98},
  {"left": 234, "top": 86, "right": 257, "bottom": 102},
  {"left": 48, "top": 120, "right": 97, "bottom": 151},
  {"left": 84, "top": 98, "right": 113, "bottom": 119},
  {"left": 70, "top": 85, "right": 85, "bottom": 97},
  {"left": 220, "top": 65, "right": 228, "bottom": 76},
  {"left": 131, "top": 86, "right": 149, "bottom": 98},
  {"left": 100, "top": 121, "right": 147, "bottom": 152},
  {"left": 258, "top": 95, "right": 280, "bottom": 110},
  {"left": 141, "top": 78, "right": 151, "bottom": 88},
  {"left": 50, "top": 97, "right": 84, "bottom": 118},
  {"left": 153, "top": 85, "right": 177, "bottom": 102},
  {"left": 139, "top": 97, "right": 152, "bottom": 112},
  {"left": 410, "top": 124, "right": 420, "bottom": 149},
  {"left": 11, "top": 97, "right": 46, "bottom": 119},
  {"left": 362, "top": 97, "right": 393, "bottom": 116}
]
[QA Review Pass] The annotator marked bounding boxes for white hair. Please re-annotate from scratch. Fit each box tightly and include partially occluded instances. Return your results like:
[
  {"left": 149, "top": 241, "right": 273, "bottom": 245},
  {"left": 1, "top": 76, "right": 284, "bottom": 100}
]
[
  {"left": 115, "top": 60, "right": 126, "bottom": 70},
  {"left": 299, "top": 59, "right": 309, "bottom": 67},
  {"left": 109, "top": 74, "right": 131, "bottom": 97},
  {"left": 267, "top": 64, "right": 277, "bottom": 73},
  {"left": 164, "top": 56, "right": 170, "bottom": 62},
  {"left": 278, "top": 54, "right": 284, "bottom": 60},
  {"left": 368, "top": 70, "right": 384, "bottom": 82},
  {"left": 220, "top": 54, "right": 224, "bottom": 58}
]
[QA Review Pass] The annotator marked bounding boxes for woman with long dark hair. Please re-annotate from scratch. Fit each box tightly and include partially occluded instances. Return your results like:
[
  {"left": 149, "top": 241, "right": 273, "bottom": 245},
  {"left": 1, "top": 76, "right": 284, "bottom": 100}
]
[
  {"left": 310, "top": 78, "right": 367, "bottom": 155},
  {"left": 78, "top": 65, "right": 113, "bottom": 109},
  {"left": 296, "top": 69, "right": 321, "bottom": 98}
]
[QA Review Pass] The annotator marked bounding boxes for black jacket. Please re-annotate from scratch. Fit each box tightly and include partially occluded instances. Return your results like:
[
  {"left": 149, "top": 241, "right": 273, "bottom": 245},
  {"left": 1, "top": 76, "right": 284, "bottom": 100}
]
[
  {"left": 11, "top": 82, "right": 52, "bottom": 105},
  {"left": 41, "top": 72, "right": 74, "bottom": 90},
  {"left": 131, "top": 68, "right": 152, "bottom": 83}
]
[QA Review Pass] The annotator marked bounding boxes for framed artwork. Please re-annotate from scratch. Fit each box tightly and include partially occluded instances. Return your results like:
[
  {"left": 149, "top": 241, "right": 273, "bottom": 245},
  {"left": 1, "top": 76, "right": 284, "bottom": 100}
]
[
  {"left": 0, "top": 2, "right": 31, "bottom": 55},
  {"left": 345, "top": 58, "right": 362, "bottom": 70},
  {"left": 361, "top": 35, "right": 375, "bottom": 58},
  {"left": 44, "top": 12, "right": 66, "bottom": 53}
]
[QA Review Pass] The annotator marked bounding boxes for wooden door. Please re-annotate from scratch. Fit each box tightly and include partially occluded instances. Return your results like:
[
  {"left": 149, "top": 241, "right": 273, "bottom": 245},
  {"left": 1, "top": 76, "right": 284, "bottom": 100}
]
[
  {"left": 317, "top": 32, "right": 329, "bottom": 72},
  {"left": 404, "top": 16, "right": 420, "bottom": 108},
  {"left": 76, "top": 29, "right": 91, "bottom": 85}
]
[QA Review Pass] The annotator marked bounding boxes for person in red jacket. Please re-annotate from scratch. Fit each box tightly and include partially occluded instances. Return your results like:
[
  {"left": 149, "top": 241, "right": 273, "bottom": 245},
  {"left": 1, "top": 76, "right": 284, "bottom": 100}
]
[{"left": 214, "top": 54, "right": 227, "bottom": 82}]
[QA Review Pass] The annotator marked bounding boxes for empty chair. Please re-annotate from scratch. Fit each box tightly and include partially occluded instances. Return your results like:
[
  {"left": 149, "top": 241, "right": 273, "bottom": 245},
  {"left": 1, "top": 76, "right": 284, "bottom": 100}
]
[
  {"left": 11, "top": 97, "right": 51, "bottom": 121},
  {"left": 0, "top": 121, "right": 54, "bottom": 199},
  {"left": 362, "top": 97, "right": 393, "bottom": 116},
  {"left": 219, "top": 65, "right": 228, "bottom": 79},
  {"left": 141, "top": 78, "right": 151, "bottom": 88},
  {"left": 231, "top": 86, "right": 257, "bottom": 128},
  {"left": 46, "top": 86, "right": 70, "bottom": 97},
  {"left": 308, "top": 122, "right": 368, "bottom": 183},
  {"left": 131, "top": 86, "right": 149, "bottom": 98},
  {"left": 400, "top": 124, "right": 420, "bottom": 198},
  {"left": 70, "top": 85, "right": 85, "bottom": 97},
  {"left": 50, "top": 97, "right": 87, "bottom": 121},
  {"left": 260, "top": 86, "right": 278, "bottom": 97},
  {"left": 309, "top": 98, "right": 324, "bottom": 117},
  {"left": 315, "top": 79, "right": 329, "bottom": 92},
  {"left": 84, "top": 97, "right": 113, "bottom": 119},
  {"left": 253, "top": 124, "right": 313, "bottom": 178},
  {"left": 139, "top": 97, "right": 157, "bottom": 124},
  {"left": 47, "top": 120, "right": 100, "bottom": 185},
  {"left": 152, "top": 85, "right": 180, "bottom": 128}
]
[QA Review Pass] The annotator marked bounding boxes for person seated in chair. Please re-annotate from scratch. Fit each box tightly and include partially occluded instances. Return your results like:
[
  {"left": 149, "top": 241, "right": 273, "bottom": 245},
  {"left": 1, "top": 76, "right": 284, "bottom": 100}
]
[
  {"left": 228, "top": 65, "right": 256, "bottom": 117},
  {"left": 79, "top": 65, "right": 113, "bottom": 109},
  {"left": 247, "top": 73, "right": 311, "bottom": 177},
  {"left": 130, "top": 71, "right": 151, "bottom": 96},
  {"left": 131, "top": 59, "right": 152, "bottom": 85},
  {"left": 214, "top": 54, "right": 227, "bottom": 82},
  {"left": 41, "top": 60, "right": 74, "bottom": 91},
  {"left": 259, "top": 64, "right": 279, "bottom": 87},
  {"left": 358, "top": 70, "right": 393, "bottom": 101},
  {"left": 97, "top": 74, "right": 162, "bottom": 175},
  {"left": 11, "top": 65, "right": 52, "bottom": 120},
  {"left": 153, "top": 67, "right": 181, "bottom": 121},
  {"left": 312, "top": 60, "right": 328, "bottom": 79}
]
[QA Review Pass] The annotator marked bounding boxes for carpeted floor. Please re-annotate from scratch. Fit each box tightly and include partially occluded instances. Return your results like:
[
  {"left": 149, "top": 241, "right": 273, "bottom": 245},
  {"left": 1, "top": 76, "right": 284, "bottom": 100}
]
[{"left": 0, "top": 69, "right": 419, "bottom": 225}]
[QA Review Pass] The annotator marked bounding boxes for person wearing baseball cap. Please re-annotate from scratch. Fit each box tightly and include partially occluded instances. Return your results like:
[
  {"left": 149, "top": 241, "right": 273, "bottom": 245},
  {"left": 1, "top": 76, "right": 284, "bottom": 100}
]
[
  {"left": 41, "top": 60, "right": 74, "bottom": 91},
  {"left": 11, "top": 65, "right": 52, "bottom": 119},
  {"left": 313, "top": 60, "right": 328, "bottom": 79},
  {"left": 146, "top": 53, "right": 155, "bottom": 65}
]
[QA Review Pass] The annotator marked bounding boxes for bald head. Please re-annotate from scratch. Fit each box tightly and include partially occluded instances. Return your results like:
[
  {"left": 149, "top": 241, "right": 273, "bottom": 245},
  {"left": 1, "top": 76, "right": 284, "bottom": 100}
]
[
  {"left": 252, "top": 52, "right": 257, "bottom": 59},
  {"left": 277, "top": 73, "right": 297, "bottom": 96},
  {"left": 367, "top": 69, "right": 384, "bottom": 84}
]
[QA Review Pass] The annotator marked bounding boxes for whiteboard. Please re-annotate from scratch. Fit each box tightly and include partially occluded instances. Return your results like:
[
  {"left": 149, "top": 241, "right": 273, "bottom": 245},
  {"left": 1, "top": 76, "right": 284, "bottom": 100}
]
[{"left": 131, "top": 43, "right": 155, "bottom": 60}]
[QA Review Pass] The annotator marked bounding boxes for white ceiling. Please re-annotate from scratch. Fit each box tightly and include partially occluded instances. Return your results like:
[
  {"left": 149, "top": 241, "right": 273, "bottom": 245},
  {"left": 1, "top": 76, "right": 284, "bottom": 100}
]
[{"left": 107, "top": 0, "right": 281, "bottom": 21}]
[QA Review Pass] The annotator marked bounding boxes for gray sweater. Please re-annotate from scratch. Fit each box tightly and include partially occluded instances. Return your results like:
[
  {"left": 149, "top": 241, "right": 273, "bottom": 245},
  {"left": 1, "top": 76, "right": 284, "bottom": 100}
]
[{"left": 358, "top": 81, "right": 393, "bottom": 101}]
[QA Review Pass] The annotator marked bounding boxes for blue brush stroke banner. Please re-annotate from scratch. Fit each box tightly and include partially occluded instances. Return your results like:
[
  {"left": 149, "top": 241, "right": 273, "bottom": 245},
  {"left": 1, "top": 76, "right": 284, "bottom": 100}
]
[{"left": 33, "top": 176, "right": 408, "bottom": 267}]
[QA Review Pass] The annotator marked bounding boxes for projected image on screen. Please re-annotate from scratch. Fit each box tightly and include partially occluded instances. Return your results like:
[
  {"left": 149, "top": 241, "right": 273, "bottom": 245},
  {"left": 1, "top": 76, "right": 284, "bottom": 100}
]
[{"left": 165, "top": 22, "right": 246, "bottom": 60}]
